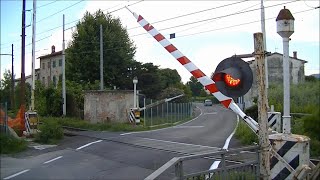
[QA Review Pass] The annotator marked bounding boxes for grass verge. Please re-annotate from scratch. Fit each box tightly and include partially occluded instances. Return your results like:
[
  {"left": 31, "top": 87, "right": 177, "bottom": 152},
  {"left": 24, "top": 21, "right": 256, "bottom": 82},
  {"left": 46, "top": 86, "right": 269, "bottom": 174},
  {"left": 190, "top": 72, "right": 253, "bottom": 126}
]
[{"left": 0, "top": 133, "right": 28, "bottom": 154}]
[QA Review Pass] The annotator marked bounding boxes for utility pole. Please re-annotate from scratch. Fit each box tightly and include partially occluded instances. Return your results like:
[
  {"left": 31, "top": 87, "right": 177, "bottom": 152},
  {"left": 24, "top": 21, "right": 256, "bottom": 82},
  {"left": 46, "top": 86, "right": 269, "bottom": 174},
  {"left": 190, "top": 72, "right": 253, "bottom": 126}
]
[
  {"left": 62, "top": 14, "right": 66, "bottom": 116},
  {"left": 254, "top": 32, "right": 270, "bottom": 179},
  {"left": 20, "top": 0, "right": 26, "bottom": 109},
  {"left": 261, "top": 0, "right": 269, "bottom": 90},
  {"left": 31, "top": 0, "right": 36, "bottom": 111},
  {"left": 11, "top": 44, "right": 15, "bottom": 110},
  {"left": 100, "top": 24, "right": 104, "bottom": 90}
]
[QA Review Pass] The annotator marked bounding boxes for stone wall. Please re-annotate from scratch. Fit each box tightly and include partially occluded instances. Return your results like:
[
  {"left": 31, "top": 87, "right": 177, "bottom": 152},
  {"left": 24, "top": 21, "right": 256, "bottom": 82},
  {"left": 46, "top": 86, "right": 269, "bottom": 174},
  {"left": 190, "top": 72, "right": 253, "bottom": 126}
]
[{"left": 84, "top": 90, "right": 134, "bottom": 123}]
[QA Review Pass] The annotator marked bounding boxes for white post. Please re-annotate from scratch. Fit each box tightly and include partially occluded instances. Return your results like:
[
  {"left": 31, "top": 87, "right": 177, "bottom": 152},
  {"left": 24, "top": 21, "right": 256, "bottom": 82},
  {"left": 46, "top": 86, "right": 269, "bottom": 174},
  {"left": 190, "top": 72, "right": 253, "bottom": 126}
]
[
  {"left": 31, "top": 0, "right": 36, "bottom": 111},
  {"left": 100, "top": 24, "right": 104, "bottom": 90},
  {"left": 282, "top": 37, "right": 291, "bottom": 133},
  {"left": 133, "top": 77, "right": 138, "bottom": 108},
  {"left": 62, "top": 14, "right": 66, "bottom": 116}
]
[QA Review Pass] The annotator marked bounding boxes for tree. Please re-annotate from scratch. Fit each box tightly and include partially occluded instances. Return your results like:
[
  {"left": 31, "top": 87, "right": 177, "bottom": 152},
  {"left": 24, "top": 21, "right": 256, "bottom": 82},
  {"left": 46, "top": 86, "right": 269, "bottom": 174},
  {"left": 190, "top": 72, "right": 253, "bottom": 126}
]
[
  {"left": 186, "top": 76, "right": 203, "bottom": 96},
  {"left": 0, "top": 70, "right": 12, "bottom": 107},
  {"left": 66, "top": 10, "right": 136, "bottom": 89},
  {"left": 158, "top": 68, "right": 181, "bottom": 88}
]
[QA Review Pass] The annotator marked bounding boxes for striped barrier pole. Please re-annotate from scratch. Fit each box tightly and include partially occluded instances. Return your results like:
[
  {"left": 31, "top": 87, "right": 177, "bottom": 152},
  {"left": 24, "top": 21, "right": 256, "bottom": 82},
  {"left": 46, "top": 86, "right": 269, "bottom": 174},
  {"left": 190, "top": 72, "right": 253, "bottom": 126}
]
[{"left": 127, "top": 8, "right": 259, "bottom": 133}]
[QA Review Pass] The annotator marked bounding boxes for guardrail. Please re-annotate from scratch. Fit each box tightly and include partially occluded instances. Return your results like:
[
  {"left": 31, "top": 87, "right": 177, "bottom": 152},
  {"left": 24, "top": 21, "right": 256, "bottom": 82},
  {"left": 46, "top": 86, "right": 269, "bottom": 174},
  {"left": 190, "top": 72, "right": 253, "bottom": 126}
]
[{"left": 145, "top": 145, "right": 260, "bottom": 180}]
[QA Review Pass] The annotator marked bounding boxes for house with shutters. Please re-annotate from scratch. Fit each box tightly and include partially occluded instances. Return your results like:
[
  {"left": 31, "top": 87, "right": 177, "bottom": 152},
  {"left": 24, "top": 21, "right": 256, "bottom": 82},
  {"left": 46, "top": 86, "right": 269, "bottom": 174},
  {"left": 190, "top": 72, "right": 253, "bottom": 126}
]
[{"left": 38, "top": 45, "right": 63, "bottom": 87}]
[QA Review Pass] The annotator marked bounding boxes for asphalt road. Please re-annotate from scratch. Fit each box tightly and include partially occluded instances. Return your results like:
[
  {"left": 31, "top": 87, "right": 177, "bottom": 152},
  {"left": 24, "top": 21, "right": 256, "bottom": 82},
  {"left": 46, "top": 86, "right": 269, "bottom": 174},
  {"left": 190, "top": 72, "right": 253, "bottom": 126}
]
[{"left": 1, "top": 103, "right": 241, "bottom": 180}]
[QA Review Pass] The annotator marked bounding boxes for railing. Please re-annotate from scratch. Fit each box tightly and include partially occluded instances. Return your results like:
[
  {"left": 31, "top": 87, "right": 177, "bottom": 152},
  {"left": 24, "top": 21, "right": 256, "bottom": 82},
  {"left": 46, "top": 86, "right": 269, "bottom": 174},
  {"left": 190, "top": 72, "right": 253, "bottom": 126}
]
[
  {"left": 0, "top": 102, "right": 9, "bottom": 134},
  {"left": 142, "top": 100, "right": 194, "bottom": 127},
  {"left": 145, "top": 145, "right": 260, "bottom": 180}
]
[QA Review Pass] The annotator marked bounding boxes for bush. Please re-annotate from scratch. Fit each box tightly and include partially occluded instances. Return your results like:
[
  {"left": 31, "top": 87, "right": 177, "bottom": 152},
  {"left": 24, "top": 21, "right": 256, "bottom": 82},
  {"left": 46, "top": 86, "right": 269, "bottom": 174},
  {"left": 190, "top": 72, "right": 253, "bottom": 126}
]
[
  {"left": 35, "top": 120, "right": 64, "bottom": 144},
  {"left": 245, "top": 104, "right": 258, "bottom": 121},
  {"left": 235, "top": 120, "right": 258, "bottom": 145},
  {"left": 0, "top": 133, "right": 27, "bottom": 154}
]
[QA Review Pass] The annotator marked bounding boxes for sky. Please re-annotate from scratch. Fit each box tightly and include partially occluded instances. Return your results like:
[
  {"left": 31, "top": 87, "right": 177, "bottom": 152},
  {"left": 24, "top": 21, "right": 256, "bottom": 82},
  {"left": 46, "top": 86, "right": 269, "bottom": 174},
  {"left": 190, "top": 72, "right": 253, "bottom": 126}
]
[{"left": 0, "top": 0, "right": 319, "bottom": 84}]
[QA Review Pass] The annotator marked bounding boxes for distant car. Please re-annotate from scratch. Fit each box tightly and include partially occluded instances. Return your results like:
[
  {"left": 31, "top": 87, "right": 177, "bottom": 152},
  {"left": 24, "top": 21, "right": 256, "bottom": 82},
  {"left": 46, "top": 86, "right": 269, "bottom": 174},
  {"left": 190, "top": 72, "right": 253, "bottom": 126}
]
[{"left": 204, "top": 99, "right": 213, "bottom": 106}]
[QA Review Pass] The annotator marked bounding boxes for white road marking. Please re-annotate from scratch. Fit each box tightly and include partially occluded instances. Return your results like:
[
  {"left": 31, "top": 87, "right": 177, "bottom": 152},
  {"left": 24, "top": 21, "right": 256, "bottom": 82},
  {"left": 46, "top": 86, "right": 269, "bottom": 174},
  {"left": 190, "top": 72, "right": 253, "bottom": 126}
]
[
  {"left": 203, "top": 112, "right": 217, "bottom": 115},
  {"left": 174, "top": 126, "right": 204, "bottom": 128},
  {"left": 43, "top": 156, "right": 63, "bottom": 164},
  {"left": 120, "top": 106, "right": 203, "bottom": 136},
  {"left": 207, "top": 115, "right": 240, "bottom": 179},
  {"left": 3, "top": 169, "right": 30, "bottom": 179},
  {"left": 142, "top": 137, "right": 217, "bottom": 149},
  {"left": 76, "top": 140, "right": 103, "bottom": 150}
]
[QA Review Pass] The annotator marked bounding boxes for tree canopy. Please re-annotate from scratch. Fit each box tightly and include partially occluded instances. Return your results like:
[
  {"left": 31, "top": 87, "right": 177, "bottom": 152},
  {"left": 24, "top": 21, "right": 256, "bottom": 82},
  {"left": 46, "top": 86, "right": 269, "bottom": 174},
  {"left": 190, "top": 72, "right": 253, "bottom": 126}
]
[{"left": 66, "top": 10, "right": 136, "bottom": 89}]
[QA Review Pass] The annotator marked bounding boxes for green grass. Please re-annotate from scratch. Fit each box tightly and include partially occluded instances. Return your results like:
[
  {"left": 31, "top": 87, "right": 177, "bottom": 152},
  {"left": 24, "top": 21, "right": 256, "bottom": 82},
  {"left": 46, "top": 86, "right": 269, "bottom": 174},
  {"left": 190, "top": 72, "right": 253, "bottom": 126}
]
[
  {"left": 39, "top": 114, "right": 194, "bottom": 133},
  {"left": 0, "top": 133, "right": 28, "bottom": 154},
  {"left": 236, "top": 80, "right": 320, "bottom": 157},
  {"left": 235, "top": 120, "right": 258, "bottom": 145},
  {"left": 35, "top": 120, "right": 64, "bottom": 144}
]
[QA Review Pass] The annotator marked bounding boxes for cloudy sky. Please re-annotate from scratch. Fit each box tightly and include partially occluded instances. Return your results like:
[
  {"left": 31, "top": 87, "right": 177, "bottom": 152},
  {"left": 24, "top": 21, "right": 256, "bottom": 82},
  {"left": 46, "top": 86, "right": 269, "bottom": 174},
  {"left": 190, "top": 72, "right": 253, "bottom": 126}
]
[{"left": 1, "top": 0, "right": 319, "bottom": 84}]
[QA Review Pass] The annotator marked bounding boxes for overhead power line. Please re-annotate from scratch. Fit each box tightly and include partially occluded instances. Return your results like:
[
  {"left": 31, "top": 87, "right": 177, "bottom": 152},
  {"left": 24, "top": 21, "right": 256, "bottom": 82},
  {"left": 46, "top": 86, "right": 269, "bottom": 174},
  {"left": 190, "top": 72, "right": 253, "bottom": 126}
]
[
  {"left": 37, "top": 0, "right": 84, "bottom": 23},
  {"left": 130, "top": 0, "right": 300, "bottom": 37},
  {"left": 36, "top": 0, "right": 59, "bottom": 10},
  {"left": 128, "top": 0, "right": 249, "bottom": 30}
]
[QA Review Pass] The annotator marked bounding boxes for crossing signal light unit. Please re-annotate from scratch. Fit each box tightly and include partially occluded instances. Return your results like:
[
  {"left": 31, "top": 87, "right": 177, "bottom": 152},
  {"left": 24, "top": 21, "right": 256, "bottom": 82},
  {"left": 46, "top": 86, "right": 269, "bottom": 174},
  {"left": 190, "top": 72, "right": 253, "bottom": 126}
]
[{"left": 212, "top": 57, "right": 253, "bottom": 98}]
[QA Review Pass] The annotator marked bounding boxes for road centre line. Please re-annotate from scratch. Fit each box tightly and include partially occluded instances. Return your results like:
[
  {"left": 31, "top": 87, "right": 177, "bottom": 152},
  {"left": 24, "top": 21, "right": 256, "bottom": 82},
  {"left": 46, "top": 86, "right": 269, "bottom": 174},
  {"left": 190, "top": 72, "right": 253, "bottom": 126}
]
[
  {"left": 3, "top": 169, "right": 30, "bottom": 180},
  {"left": 174, "top": 126, "right": 204, "bottom": 128},
  {"left": 203, "top": 112, "right": 217, "bottom": 115},
  {"left": 76, "top": 140, "right": 103, "bottom": 150},
  {"left": 43, "top": 156, "right": 63, "bottom": 164},
  {"left": 142, "top": 137, "right": 217, "bottom": 149}
]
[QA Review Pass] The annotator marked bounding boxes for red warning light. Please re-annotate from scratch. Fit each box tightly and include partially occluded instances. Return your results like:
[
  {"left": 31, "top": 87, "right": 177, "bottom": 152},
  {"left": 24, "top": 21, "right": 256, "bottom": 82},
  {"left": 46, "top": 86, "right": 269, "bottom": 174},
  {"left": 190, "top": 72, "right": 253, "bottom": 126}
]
[{"left": 224, "top": 74, "right": 241, "bottom": 87}]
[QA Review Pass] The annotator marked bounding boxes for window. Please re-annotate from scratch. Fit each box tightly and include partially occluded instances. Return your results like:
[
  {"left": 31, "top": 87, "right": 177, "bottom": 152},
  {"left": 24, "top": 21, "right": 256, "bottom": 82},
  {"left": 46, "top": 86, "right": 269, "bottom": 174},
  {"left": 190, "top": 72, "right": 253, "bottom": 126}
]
[
  {"left": 59, "top": 74, "right": 62, "bottom": 82},
  {"left": 59, "top": 59, "right": 62, "bottom": 66},
  {"left": 53, "top": 76, "right": 56, "bottom": 86},
  {"left": 48, "top": 62, "right": 50, "bottom": 69},
  {"left": 42, "top": 63, "right": 45, "bottom": 69},
  {"left": 52, "top": 60, "right": 56, "bottom": 68},
  {"left": 47, "top": 76, "right": 50, "bottom": 86}
]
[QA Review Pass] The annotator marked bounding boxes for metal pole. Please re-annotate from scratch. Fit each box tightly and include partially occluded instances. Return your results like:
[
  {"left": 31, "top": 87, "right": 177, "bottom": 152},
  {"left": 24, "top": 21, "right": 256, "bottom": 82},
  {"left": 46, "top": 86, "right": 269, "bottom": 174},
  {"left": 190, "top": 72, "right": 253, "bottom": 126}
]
[
  {"left": 62, "top": 14, "right": 66, "bottom": 116},
  {"left": 100, "top": 24, "right": 104, "bottom": 90},
  {"left": 31, "top": 0, "right": 36, "bottom": 111},
  {"left": 166, "top": 102, "right": 168, "bottom": 124},
  {"left": 133, "top": 84, "right": 137, "bottom": 108},
  {"left": 11, "top": 44, "right": 15, "bottom": 110},
  {"left": 282, "top": 37, "right": 291, "bottom": 134},
  {"left": 151, "top": 99, "right": 153, "bottom": 126},
  {"left": 261, "top": 0, "right": 269, "bottom": 90},
  {"left": 143, "top": 97, "right": 146, "bottom": 127},
  {"left": 20, "top": 0, "right": 26, "bottom": 109},
  {"left": 254, "top": 32, "right": 270, "bottom": 179}
]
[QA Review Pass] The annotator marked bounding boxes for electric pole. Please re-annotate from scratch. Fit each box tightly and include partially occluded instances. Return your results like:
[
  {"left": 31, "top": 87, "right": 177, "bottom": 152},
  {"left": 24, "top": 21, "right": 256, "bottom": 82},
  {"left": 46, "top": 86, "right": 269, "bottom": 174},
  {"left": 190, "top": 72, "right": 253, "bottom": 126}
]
[
  {"left": 12, "top": 44, "right": 15, "bottom": 110},
  {"left": 62, "top": 14, "right": 66, "bottom": 116},
  {"left": 20, "top": 0, "right": 26, "bottom": 109},
  {"left": 31, "top": 0, "right": 36, "bottom": 111},
  {"left": 100, "top": 24, "right": 104, "bottom": 90}
]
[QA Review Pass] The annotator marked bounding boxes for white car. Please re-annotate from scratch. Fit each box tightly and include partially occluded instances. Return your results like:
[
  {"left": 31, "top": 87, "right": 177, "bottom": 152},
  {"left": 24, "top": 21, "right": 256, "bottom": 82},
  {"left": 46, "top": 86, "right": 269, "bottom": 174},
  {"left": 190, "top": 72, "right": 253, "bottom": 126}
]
[{"left": 204, "top": 99, "right": 213, "bottom": 106}]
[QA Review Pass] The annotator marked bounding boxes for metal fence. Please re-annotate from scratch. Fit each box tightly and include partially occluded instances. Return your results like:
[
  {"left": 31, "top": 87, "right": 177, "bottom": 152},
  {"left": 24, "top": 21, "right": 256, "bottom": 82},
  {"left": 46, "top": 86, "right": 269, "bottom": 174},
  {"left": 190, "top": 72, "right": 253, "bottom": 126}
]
[
  {"left": 145, "top": 146, "right": 260, "bottom": 180},
  {"left": 142, "top": 100, "right": 193, "bottom": 127},
  {"left": 0, "top": 102, "right": 9, "bottom": 134}
]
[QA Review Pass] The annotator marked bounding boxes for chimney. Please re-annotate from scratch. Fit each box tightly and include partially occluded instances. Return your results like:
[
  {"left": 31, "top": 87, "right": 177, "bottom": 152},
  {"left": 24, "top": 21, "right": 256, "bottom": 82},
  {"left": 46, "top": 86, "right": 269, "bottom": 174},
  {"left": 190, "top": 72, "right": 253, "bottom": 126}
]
[
  {"left": 293, "top": 51, "right": 297, "bottom": 59},
  {"left": 51, "top": 45, "right": 55, "bottom": 54}
]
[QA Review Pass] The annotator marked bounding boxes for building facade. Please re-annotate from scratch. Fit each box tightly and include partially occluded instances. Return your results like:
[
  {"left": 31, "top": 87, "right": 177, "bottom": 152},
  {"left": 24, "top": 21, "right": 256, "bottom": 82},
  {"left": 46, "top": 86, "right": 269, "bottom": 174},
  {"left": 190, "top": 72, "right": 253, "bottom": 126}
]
[
  {"left": 243, "top": 51, "right": 307, "bottom": 108},
  {"left": 38, "top": 45, "right": 63, "bottom": 87}
]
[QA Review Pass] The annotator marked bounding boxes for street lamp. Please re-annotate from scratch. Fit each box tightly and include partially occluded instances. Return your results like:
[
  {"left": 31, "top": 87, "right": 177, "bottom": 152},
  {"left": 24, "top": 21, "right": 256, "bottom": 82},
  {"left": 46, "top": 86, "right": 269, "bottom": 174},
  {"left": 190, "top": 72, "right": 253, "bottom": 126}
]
[
  {"left": 276, "top": 6, "right": 294, "bottom": 134},
  {"left": 133, "top": 76, "right": 138, "bottom": 108}
]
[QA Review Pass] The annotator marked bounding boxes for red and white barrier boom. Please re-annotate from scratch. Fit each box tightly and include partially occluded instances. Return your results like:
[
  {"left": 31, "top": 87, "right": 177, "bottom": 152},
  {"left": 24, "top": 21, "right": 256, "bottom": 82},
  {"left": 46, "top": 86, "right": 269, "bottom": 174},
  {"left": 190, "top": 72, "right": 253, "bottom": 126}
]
[{"left": 127, "top": 8, "right": 259, "bottom": 133}]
